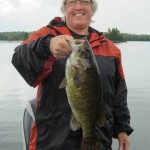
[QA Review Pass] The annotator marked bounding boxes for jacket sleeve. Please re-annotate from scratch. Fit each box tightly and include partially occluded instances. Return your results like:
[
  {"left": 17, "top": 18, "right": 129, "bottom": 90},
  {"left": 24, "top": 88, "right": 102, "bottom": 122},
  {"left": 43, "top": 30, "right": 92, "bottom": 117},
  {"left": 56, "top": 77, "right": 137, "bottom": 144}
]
[
  {"left": 112, "top": 50, "right": 133, "bottom": 138},
  {"left": 11, "top": 27, "right": 56, "bottom": 87}
]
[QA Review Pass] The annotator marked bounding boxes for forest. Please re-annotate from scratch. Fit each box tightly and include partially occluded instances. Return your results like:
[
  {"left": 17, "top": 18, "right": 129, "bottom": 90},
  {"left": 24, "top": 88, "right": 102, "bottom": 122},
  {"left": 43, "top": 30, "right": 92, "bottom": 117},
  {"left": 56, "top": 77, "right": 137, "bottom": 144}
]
[
  {"left": 104, "top": 28, "right": 150, "bottom": 42},
  {"left": 0, "top": 31, "right": 31, "bottom": 41},
  {"left": 0, "top": 29, "right": 150, "bottom": 42}
]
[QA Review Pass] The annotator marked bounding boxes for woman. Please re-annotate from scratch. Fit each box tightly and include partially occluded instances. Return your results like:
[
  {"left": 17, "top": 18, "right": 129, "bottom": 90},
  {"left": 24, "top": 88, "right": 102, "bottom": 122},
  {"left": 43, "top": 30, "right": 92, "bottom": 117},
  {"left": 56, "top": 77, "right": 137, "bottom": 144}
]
[{"left": 12, "top": 0, "right": 133, "bottom": 150}]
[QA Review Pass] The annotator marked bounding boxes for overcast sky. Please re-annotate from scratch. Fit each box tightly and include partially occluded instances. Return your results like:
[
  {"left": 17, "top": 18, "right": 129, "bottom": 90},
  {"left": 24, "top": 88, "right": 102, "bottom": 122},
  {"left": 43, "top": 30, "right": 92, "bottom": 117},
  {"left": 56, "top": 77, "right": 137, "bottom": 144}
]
[{"left": 0, "top": 0, "right": 150, "bottom": 34}]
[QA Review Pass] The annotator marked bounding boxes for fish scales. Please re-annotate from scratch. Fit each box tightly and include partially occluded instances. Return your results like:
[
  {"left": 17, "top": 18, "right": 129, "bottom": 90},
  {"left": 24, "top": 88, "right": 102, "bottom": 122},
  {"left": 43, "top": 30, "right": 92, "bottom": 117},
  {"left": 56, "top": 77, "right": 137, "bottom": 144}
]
[{"left": 60, "top": 39, "right": 106, "bottom": 150}]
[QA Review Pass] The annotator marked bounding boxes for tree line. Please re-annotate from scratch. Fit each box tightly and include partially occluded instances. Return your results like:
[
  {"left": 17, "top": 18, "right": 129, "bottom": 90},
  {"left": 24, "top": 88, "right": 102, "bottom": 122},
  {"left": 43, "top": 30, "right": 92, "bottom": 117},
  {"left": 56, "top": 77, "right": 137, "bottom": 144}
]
[
  {"left": 104, "top": 28, "right": 150, "bottom": 42},
  {"left": 123, "top": 33, "right": 150, "bottom": 41},
  {"left": 0, "top": 31, "right": 31, "bottom": 41},
  {"left": 0, "top": 29, "right": 150, "bottom": 42}
]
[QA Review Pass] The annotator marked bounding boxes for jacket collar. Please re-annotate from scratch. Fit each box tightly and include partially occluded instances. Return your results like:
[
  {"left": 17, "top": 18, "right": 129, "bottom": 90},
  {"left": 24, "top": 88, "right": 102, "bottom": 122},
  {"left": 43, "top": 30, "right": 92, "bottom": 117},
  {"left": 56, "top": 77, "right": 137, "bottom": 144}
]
[{"left": 48, "top": 17, "right": 108, "bottom": 48}]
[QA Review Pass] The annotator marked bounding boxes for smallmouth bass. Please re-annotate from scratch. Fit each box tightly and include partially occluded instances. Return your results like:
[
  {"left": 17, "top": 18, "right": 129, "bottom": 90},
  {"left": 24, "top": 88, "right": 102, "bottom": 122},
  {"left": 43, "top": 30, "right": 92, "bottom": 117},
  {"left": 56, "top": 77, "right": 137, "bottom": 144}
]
[{"left": 60, "top": 39, "right": 106, "bottom": 150}]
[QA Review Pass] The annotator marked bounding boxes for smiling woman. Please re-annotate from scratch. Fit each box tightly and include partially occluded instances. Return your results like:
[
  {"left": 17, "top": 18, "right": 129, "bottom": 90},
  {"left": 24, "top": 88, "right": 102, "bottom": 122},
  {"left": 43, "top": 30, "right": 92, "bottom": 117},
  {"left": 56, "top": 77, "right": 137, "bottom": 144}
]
[
  {"left": 63, "top": 0, "right": 94, "bottom": 34},
  {"left": 11, "top": 0, "right": 133, "bottom": 149},
  {"left": 60, "top": 0, "right": 98, "bottom": 35},
  {"left": 61, "top": 0, "right": 98, "bottom": 16}
]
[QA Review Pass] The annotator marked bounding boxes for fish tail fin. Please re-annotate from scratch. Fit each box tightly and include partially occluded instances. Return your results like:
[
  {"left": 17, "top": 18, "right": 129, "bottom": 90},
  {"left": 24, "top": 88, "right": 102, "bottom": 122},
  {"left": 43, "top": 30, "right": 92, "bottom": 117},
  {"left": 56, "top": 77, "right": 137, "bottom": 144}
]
[{"left": 81, "top": 137, "right": 102, "bottom": 150}]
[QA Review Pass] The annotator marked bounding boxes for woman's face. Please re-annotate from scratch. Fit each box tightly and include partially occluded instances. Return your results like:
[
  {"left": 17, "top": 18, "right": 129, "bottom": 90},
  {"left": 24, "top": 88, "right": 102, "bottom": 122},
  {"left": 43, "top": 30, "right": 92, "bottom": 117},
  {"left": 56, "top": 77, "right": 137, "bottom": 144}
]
[{"left": 64, "top": 0, "right": 93, "bottom": 32}]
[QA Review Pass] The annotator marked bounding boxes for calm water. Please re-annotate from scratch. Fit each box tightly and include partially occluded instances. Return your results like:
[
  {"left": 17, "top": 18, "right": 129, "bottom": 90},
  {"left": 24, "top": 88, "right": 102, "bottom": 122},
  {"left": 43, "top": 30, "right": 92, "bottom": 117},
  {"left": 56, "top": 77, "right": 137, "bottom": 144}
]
[{"left": 0, "top": 41, "right": 150, "bottom": 150}]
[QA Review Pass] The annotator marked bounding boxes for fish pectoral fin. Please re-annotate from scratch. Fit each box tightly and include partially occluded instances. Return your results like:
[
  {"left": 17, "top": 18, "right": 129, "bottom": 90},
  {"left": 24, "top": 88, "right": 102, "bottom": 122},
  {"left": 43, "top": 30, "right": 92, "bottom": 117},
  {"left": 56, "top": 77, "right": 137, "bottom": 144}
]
[
  {"left": 59, "top": 77, "right": 67, "bottom": 89},
  {"left": 81, "top": 59, "right": 90, "bottom": 71},
  {"left": 73, "top": 74, "right": 83, "bottom": 88},
  {"left": 97, "top": 111, "right": 106, "bottom": 127},
  {"left": 70, "top": 114, "right": 81, "bottom": 131}
]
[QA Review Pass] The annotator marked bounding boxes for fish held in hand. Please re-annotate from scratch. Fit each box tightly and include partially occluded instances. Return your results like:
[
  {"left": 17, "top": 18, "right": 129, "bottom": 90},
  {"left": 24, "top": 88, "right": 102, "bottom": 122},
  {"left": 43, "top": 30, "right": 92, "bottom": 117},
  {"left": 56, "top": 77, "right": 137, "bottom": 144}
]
[{"left": 60, "top": 39, "right": 106, "bottom": 150}]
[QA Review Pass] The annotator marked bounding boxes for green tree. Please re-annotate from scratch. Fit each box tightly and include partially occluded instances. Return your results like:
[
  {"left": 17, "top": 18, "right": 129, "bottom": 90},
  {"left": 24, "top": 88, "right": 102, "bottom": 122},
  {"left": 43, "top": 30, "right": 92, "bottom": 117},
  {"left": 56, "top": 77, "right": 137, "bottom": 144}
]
[
  {"left": 104, "top": 28, "right": 126, "bottom": 42},
  {"left": 0, "top": 32, "right": 31, "bottom": 41}
]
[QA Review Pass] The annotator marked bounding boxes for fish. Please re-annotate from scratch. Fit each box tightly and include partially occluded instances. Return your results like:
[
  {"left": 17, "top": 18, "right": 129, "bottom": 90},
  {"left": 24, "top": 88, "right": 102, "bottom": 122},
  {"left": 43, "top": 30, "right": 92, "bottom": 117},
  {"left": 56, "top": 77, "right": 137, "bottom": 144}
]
[{"left": 60, "top": 39, "right": 106, "bottom": 150}]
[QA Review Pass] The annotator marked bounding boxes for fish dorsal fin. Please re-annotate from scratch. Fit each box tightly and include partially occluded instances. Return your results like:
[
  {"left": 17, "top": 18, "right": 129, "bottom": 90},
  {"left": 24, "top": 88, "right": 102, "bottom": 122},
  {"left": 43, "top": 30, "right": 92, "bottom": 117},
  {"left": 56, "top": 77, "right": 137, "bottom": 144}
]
[{"left": 59, "top": 77, "right": 67, "bottom": 89}]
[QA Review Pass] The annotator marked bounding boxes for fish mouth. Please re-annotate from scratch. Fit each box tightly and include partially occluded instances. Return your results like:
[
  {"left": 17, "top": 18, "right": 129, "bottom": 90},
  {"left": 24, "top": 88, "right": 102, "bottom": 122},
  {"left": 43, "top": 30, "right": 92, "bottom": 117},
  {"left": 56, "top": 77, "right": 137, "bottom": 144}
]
[
  {"left": 68, "top": 39, "right": 85, "bottom": 48},
  {"left": 74, "top": 39, "right": 85, "bottom": 44}
]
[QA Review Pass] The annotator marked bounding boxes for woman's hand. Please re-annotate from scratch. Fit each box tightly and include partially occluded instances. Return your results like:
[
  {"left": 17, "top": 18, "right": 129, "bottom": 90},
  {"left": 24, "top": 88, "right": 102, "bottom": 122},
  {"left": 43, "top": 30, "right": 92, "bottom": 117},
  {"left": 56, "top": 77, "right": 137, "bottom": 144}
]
[
  {"left": 118, "top": 132, "right": 130, "bottom": 150},
  {"left": 50, "top": 35, "right": 74, "bottom": 59}
]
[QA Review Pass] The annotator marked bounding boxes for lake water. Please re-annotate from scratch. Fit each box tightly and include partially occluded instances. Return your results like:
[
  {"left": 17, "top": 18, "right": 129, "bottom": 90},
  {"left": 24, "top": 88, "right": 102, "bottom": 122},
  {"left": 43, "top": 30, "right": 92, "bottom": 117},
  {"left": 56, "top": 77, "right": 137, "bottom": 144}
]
[{"left": 0, "top": 41, "right": 150, "bottom": 150}]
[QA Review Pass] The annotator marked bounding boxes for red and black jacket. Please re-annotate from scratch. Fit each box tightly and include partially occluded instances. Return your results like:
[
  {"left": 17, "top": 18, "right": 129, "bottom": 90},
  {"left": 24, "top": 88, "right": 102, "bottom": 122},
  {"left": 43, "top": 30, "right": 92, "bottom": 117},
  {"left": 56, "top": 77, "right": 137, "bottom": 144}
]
[{"left": 12, "top": 17, "right": 133, "bottom": 150}]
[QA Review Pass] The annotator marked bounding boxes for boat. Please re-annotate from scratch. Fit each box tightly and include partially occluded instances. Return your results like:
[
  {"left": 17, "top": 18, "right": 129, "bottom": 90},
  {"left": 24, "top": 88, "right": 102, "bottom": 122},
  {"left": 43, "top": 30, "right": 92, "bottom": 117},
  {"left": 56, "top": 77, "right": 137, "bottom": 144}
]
[{"left": 22, "top": 99, "right": 36, "bottom": 150}]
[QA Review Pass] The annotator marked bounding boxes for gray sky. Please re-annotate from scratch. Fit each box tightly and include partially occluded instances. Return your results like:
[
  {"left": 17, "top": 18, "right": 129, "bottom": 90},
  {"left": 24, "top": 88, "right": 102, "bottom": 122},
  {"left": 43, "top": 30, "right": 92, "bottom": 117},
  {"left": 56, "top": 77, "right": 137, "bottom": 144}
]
[{"left": 0, "top": 0, "right": 150, "bottom": 34}]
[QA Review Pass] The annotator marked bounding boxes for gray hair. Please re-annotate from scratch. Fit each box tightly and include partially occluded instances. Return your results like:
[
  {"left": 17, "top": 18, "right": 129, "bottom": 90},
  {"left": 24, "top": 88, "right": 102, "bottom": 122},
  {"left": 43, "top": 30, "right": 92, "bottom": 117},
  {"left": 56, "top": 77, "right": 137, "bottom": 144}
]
[{"left": 60, "top": 0, "right": 98, "bottom": 21}]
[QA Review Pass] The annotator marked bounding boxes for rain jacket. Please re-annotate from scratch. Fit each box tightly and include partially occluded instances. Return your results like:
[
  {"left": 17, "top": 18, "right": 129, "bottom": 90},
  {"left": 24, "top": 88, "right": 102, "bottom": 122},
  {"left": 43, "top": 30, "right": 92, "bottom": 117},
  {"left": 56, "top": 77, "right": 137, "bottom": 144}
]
[{"left": 12, "top": 17, "right": 133, "bottom": 150}]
